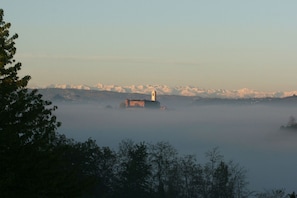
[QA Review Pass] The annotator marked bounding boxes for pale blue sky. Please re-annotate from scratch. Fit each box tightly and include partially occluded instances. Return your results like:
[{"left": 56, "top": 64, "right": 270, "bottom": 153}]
[{"left": 2, "top": 1, "right": 297, "bottom": 91}]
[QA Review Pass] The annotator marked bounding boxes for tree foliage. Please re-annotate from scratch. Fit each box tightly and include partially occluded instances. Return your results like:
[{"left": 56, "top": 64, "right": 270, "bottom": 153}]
[
  {"left": 0, "top": 9, "right": 96, "bottom": 197},
  {"left": 115, "top": 140, "right": 152, "bottom": 198},
  {"left": 0, "top": 8, "right": 56, "bottom": 196}
]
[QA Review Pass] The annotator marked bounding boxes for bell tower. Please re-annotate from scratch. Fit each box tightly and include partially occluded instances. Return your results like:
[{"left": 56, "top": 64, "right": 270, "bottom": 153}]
[{"left": 151, "top": 90, "right": 157, "bottom": 101}]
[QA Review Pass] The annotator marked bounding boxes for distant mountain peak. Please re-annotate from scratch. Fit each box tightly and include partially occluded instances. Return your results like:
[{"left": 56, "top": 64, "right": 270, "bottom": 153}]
[{"left": 41, "top": 83, "right": 297, "bottom": 98}]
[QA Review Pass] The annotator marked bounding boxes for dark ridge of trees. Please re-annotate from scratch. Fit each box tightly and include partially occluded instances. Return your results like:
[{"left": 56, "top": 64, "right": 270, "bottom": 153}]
[
  {"left": 281, "top": 116, "right": 297, "bottom": 130},
  {"left": 1, "top": 8, "right": 296, "bottom": 198},
  {"left": 255, "top": 189, "right": 297, "bottom": 198},
  {"left": 79, "top": 140, "right": 252, "bottom": 198}
]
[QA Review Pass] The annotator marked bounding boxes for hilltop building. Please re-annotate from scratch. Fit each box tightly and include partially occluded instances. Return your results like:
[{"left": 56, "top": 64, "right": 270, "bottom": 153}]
[{"left": 123, "top": 91, "right": 160, "bottom": 109}]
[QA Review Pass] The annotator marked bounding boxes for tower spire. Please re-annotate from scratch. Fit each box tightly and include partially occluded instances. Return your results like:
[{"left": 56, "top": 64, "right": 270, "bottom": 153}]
[{"left": 151, "top": 90, "right": 156, "bottom": 101}]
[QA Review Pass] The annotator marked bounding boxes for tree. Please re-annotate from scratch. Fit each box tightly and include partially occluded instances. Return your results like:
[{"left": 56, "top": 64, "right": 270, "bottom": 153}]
[
  {"left": 211, "top": 161, "right": 234, "bottom": 198},
  {"left": 0, "top": 9, "right": 93, "bottom": 197},
  {"left": 201, "top": 148, "right": 250, "bottom": 198},
  {"left": 289, "top": 192, "right": 297, "bottom": 198},
  {"left": 201, "top": 147, "right": 223, "bottom": 197},
  {"left": 115, "top": 140, "right": 152, "bottom": 198},
  {"left": 255, "top": 189, "right": 286, "bottom": 198},
  {"left": 287, "top": 116, "right": 296, "bottom": 126},
  {"left": 93, "top": 146, "right": 117, "bottom": 197},
  {"left": 149, "top": 141, "right": 180, "bottom": 198},
  {"left": 179, "top": 154, "right": 203, "bottom": 198},
  {"left": 0, "top": 8, "right": 60, "bottom": 145}
]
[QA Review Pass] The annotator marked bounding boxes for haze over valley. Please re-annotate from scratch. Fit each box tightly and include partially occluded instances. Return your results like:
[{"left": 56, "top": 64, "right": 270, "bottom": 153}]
[{"left": 42, "top": 88, "right": 297, "bottom": 193}]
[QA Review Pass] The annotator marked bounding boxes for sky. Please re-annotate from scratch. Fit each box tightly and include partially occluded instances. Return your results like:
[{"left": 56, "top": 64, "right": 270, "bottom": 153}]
[{"left": 2, "top": 0, "right": 297, "bottom": 91}]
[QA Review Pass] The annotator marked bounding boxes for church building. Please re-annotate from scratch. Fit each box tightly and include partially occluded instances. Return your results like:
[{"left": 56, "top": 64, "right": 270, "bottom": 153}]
[{"left": 124, "top": 91, "right": 160, "bottom": 109}]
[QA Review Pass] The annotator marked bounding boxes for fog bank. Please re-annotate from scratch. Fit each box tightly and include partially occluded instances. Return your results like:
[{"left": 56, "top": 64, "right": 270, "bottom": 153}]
[{"left": 56, "top": 102, "right": 297, "bottom": 192}]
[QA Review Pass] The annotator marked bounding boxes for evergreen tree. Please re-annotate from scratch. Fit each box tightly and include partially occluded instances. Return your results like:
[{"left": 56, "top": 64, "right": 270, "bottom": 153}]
[{"left": 0, "top": 9, "right": 66, "bottom": 197}]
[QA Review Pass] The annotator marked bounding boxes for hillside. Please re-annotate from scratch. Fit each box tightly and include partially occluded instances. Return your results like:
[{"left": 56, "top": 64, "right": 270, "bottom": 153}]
[
  {"left": 37, "top": 88, "right": 297, "bottom": 109},
  {"left": 41, "top": 83, "right": 297, "bottom": 98}
]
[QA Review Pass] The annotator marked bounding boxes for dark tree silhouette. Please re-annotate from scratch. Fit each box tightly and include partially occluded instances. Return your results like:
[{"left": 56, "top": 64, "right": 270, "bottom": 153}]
[
  {"left": 115, "top": 140, "right": 152, "bottom": 198},
  {"left": 0, "top": 9, "right": 98, "bottom": 197},
  {"left": 0, "top": 8, "right": 62, "bottom": 197},
  {"left": 149, "top": 141, "right": 179, "bottom": 198}
]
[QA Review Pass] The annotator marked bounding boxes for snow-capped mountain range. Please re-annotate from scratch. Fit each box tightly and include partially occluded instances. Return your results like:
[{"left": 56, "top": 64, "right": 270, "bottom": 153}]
[{"left": 39, "top": 83, "right": 297, "bottom": 98}]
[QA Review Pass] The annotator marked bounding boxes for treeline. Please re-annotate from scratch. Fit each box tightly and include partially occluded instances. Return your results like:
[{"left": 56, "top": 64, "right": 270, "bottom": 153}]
[
  {"left": 2, "top": 135, "right": 296, "bottom": 198},
  {"left": 1, "top": 133, "right": 251, "bottom": 197},
  {"left": 59, "top": 139, "right": 249, "bottom": 198}
]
